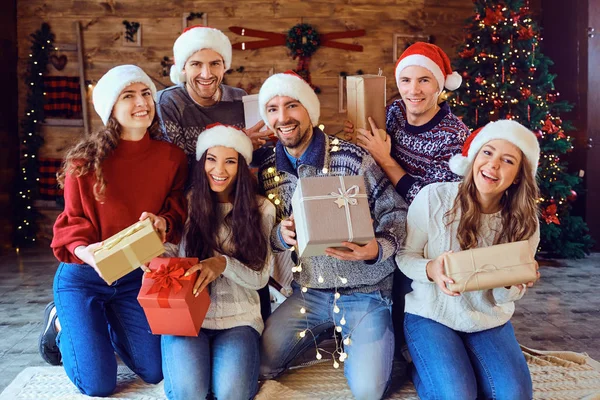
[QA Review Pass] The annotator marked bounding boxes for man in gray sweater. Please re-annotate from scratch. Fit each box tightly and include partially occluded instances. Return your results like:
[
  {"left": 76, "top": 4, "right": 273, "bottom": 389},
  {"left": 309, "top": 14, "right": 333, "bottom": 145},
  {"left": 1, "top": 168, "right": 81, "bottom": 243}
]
[
  {"left": 257, "top": 71, "right": 407, "bottom": 400},
  {"left": 157, "top": 25, "right": 267, "bottom": 171}
]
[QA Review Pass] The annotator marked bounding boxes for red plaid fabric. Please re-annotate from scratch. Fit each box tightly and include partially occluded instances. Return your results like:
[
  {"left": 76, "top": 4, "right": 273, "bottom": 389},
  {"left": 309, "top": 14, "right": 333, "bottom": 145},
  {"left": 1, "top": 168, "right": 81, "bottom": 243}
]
[
  {"left": 43, "top": 76, "right": 82, "bottom": 118},
  {"left": 39, "top": 157, "right": 64, "bottom": 199}
]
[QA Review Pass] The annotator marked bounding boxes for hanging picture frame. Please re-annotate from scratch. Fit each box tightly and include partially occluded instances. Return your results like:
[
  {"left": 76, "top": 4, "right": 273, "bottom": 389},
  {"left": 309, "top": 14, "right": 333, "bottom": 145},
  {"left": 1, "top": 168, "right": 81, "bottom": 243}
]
[
  {"left": 182, "top": 12, "right": 208, "bottom": 31},
  {"left": 392, "top": 33, "right": 431, "bottom": 61},
  {"left": 122, "top": 20, "right": 142, "bottom": 47}
]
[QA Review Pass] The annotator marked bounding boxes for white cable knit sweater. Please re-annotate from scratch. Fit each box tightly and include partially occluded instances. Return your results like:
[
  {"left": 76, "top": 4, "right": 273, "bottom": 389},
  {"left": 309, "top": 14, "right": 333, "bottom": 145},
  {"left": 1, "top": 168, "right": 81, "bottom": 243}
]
[
  {"left": 179, "top": 197, "right": 275, "bottom": 334},
  {"left": 396, "top": 182, "right": 540, "bottom": 333}
]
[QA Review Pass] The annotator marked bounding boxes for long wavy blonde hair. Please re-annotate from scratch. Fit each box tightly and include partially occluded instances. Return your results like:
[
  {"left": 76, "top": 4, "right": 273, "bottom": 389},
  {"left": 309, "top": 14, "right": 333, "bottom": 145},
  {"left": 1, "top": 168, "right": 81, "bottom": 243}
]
[
  {"left": 57, "top": 114, "right": 162, "bottom": 201},
  {"left": 445, "top": 154, "right": 539, "bottom": 250}
]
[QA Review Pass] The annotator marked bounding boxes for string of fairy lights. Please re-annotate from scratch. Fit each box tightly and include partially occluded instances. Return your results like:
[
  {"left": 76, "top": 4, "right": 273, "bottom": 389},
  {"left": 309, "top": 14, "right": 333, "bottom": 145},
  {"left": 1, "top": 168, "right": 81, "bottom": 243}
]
[
  {"left": 15, "top": 24, "right": 57, "bottom": 248},
  {"left": 266, "top": 132, "right": 356, "bottom": 368}
]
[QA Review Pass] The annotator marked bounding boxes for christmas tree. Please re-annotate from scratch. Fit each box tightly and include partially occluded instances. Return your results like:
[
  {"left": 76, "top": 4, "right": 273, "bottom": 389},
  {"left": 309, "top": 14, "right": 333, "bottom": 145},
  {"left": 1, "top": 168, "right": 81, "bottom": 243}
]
[{"left": 450, "top": 0, "right": 594, "bottom": 258}]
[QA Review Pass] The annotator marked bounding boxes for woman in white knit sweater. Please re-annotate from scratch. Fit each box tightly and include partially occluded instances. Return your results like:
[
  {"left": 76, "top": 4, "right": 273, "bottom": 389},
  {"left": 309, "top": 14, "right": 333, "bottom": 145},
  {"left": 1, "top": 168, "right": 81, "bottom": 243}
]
[
  {"left": 161, "top": 124, "right": 275, "bottom": 400},
  {"left": 397, "top": 120, "right": 541, "bottom": 400}
]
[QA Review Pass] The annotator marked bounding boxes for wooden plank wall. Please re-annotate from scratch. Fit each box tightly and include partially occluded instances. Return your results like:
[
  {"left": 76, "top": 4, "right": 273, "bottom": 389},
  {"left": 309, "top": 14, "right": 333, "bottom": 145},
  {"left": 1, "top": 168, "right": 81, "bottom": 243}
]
[{"left": 16, "top": 0, "right": 475, "bottom": 239}]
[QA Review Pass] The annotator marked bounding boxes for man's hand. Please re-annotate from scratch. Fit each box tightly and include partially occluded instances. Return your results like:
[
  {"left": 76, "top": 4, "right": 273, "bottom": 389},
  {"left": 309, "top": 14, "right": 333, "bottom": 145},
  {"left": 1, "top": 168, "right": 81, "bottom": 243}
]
[
  {"left": 185, "top": 255, "right": 227, "bottom": 296},
  {"left": 341, "top": 120, "right": 354, "bottom": 142},
  {"left": 280, "top": 215, "right": 297, "bottom": 246},
  {"left": 356, "top": 117, "right": 392, "bottom": 166},
  {"left": 325, "top": 238, "right": 379, "bottom": 261},
  {"left": 244, "top": 120, "right": 269, "bottom": 150}
]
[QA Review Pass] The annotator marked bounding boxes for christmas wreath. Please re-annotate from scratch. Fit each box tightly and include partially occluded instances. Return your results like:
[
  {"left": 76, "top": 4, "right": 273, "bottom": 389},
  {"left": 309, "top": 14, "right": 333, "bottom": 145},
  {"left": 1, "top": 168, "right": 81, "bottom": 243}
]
[{"left": 286, "top": 24, "right": 321, "bottom": 59}]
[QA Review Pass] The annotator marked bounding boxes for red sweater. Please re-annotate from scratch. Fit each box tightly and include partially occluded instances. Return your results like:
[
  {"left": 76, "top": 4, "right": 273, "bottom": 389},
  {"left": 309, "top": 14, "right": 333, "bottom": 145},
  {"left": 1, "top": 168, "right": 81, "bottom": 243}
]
[{"left": 51, "top": 132, "right": 188, "bottom": 263}]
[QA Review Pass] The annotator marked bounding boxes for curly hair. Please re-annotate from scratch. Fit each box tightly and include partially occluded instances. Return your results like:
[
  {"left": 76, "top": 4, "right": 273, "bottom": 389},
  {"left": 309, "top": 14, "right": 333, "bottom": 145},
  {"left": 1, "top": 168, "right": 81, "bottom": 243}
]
[
  {"left": 57, "top": 114, "right": 162, "bottom": 201},
  {"left": 445, "top": 156, "right": 540, "bottom": 250},
  {"left": 184, "top": 152, "right": 268, "bottom": 271}
]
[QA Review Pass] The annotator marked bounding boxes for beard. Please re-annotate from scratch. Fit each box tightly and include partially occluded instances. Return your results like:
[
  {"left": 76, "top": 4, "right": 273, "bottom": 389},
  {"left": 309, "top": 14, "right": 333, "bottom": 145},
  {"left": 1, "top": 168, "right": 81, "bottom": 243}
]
[{"left": 274, "top": 119, "right": 311, "bottom": 148}]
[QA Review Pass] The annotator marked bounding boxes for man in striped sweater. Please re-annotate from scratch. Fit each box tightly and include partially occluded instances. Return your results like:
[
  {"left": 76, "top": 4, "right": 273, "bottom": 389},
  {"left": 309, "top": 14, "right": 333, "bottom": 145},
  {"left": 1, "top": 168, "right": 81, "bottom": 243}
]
[{"left": 257, "top": 71, "right": 407, "bottom": 400}]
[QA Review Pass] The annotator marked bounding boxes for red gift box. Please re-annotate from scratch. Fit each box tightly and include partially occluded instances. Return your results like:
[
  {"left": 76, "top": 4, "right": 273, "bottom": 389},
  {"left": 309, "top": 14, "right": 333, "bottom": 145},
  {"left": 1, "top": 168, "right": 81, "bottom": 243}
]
[{"left": 137, "top": 257, "right": 210, "bottom": 337}]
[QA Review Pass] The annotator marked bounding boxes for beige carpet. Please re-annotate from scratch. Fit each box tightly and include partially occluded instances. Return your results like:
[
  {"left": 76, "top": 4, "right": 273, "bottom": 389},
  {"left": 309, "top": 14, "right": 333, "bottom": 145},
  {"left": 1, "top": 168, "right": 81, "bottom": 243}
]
[{"left": 2, "top": 347, "right": 599, "bottom": 399}]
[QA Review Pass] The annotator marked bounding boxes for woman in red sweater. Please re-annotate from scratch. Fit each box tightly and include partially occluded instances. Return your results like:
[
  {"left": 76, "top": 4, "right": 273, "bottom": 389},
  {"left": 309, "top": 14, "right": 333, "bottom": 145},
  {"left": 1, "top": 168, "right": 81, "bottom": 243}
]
[{"left": 38, "top": 65, "right": 188, "bottom": 396}]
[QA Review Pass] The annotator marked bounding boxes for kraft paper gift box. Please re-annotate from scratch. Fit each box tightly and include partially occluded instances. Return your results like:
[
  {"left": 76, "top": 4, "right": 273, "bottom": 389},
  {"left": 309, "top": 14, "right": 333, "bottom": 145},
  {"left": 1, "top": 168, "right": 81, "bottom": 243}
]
[
  {"left": 138, "top": 257, "right": 211, "bottom": 337},
  {"left": 291, "top": 175, "right": 375, "bottom": 258},
  {"left": 242, "top": 94, "right": 261, "bottom": 129},
  {"left": 443, "top": 240, "right": 537, "bottom": 293},
  {"left": 93, "top": 218, "right": 165, "bottom": 285},
  {"left": 346, "top": 75, "right": 387, "bottom": 143},
  {"left": 243, "top": 93, "right": 277, "bottom": 144}
]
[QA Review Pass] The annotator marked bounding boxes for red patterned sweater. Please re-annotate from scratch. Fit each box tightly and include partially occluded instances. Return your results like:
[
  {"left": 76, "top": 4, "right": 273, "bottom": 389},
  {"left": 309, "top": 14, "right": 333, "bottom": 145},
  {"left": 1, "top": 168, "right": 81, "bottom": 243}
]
[{"left": 386, "top": 100, "right": 469, "bottom": 204}]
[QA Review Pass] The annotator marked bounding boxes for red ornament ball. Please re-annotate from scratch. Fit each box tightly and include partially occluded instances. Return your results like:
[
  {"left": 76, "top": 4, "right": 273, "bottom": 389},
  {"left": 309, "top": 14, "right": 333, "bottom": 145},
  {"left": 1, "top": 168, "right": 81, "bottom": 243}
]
[{"left": 567, "top": 190, "right": 577, "bottom": 202}]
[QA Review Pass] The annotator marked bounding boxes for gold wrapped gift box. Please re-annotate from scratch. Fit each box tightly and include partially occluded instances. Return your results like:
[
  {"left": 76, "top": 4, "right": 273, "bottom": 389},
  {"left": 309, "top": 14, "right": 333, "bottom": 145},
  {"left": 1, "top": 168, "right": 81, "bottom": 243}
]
[
  {"left": 93, "top": 218, "right": 165, "bottom": 285},
  {"left": 443, "top": 240, "right": 537, "bottom": 293}
]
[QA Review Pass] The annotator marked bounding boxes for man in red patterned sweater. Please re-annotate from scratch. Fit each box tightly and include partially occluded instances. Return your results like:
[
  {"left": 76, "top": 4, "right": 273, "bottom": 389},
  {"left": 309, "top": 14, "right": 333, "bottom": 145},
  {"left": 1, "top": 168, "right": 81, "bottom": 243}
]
[{"left": 345, "top": 42, "right": 469, "bottom": 205}]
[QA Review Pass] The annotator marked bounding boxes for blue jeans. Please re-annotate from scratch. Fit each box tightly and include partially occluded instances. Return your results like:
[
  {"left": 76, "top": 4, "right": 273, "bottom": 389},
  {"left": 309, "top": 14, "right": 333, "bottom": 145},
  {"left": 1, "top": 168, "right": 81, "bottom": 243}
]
[
  {"left": 53, "top": 262, "right": 162, "bottom": 397},
  {"left": 162, "top": 326, "right": 260, "bottom": 400},
  {"left": 404, "top": 313, "right": 532, "bottom": 400},
  {"left": 260, "top": 282, "right": 394, "bottom": 400}
]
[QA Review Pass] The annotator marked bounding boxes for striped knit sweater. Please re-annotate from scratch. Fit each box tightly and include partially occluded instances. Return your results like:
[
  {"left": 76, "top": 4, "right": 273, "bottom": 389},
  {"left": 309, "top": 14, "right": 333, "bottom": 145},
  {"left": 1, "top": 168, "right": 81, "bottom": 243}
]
[
  {"left": 387, "top": 100, "right": 469, "bottom": 204},
  {"left": 258, "top": 128, "right": 407, "bottom": 295}
]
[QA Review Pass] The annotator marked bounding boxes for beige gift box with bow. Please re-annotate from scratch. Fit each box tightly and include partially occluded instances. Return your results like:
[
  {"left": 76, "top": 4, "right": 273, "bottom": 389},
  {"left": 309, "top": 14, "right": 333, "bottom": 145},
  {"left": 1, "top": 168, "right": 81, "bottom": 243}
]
[
  {"left": 443, "top": 240, "right": 537, "bottom": 293},
  {"left": 291, "top": 175, "right": 375, "bottom": 258},
  {"left": 93, "top": 218, "right": 165, "bottom": 285}
]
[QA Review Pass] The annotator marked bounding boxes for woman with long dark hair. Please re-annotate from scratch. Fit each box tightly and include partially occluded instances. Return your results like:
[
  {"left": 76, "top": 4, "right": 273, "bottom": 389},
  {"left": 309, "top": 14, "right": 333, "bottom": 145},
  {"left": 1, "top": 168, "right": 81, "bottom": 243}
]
[
  {"left": 39, "top": 65, "right": 188, "bottom": 396},
  {"left": 161, "top": 123, "right": 275, "bottom": 400},
  {"left": 397, "top": 120, "right": 541, "bottom": 399}
]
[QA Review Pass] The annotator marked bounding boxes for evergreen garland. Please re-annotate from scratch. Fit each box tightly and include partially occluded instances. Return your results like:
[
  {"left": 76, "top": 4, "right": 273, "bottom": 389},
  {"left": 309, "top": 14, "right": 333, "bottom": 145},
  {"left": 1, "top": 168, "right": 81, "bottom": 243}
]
[{"left": 14, "top": 23, "right": 55, "bottom": 247}]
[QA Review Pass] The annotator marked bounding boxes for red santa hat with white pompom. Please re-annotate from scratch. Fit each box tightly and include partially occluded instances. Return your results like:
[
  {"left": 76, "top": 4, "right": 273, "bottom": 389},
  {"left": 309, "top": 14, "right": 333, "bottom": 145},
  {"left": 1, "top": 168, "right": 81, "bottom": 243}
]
[{"left": 395, "top": 42, "right": 462, "bottom": 92}]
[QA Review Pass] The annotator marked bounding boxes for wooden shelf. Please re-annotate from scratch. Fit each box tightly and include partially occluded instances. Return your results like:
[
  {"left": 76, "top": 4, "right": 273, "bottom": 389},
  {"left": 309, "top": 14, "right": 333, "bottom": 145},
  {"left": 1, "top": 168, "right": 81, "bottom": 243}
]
[{"left": 41, "top": 118, "right": 84, "bottom": 127}]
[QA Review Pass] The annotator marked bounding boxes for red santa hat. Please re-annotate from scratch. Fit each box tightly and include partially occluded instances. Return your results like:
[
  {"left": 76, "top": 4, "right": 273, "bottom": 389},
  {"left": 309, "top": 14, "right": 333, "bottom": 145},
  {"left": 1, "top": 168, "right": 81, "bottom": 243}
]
[
  {"left": 395, "top": 42, "right": 462, "bottom": 92},
  {"left": 258, "top": 70, "right": 320, "bottom": 130},
  {"left": 449, "top": 119, "right": 540, "bottom": 177},
  {"left": 195, "top": 123, "right": 253, "bottom": 164},
  {"left": 170, "top": 25, "right": 232, "bottom": 84}
]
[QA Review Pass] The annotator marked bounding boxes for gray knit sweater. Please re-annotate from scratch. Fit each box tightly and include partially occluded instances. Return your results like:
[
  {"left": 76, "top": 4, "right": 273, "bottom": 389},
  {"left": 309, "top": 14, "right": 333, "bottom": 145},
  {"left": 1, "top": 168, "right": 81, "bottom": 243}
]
[
  {"left": 258, "top": 128, "right": 407, "bottom": 295},
  {"left": 156, "top": 83, "right": 247, "bottom": 168}
]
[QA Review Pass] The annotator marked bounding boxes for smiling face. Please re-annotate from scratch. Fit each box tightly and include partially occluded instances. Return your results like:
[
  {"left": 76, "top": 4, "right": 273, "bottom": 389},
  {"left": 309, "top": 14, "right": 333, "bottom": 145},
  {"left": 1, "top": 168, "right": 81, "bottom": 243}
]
[
  {"left": 397, "top": 65, "right": 441, "bottom": 126},
  {"left": 111, "top": 82, "right": 155, "bottom": 139},
  {"left": 184, "top": 49, "right": 226, "bottom": 106},
  {"left": 472, "top": 139, "right": 523, "bottom": 210},
  {"left": 204, "top": 145, "right": 239, "bottom": 202},
  {"left": 265, "top": 95, "right": 313, "bottom": 157}
]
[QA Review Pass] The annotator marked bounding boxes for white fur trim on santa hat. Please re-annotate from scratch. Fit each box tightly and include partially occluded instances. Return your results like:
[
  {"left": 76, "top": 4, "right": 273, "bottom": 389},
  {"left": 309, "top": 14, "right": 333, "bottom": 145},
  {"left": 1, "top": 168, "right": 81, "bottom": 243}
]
[
  {"left": 195, "top": 124, "right": 253, "bottom": 164},
  {"left": 258, "top": 72, "right": 320, "bottom": 130},
  {"left": 395, "top": 54, "right": 462, "bottom": 92},
  {"left": 396, "top": 54, "right": 445, "bottom": 92},
  {"left": 170, "top": 26, "right": 232, "bottom": 85},
  {"left": 449, "top": 119, "right": 540, "bottom": 177},
  {"left": 92, "top": 65, "right": 157, "bottom": 126}
]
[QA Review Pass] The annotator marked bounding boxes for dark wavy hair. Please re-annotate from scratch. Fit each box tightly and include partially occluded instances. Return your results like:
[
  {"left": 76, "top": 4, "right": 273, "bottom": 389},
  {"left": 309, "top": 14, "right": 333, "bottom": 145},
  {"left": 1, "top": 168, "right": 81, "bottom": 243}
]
[
  {"left": 57, "top": 114, "right": 162, "bottom": 201},
  {"left": 184, "top": 152, "right": 268, "bottom": 271}
]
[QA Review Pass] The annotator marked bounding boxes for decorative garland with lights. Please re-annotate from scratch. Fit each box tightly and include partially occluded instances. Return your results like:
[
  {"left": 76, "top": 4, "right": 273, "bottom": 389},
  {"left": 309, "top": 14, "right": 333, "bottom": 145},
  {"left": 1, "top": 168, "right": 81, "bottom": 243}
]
[
  {"left": 14, "top": 23, "right": 55, "bottom": 247},
  {"left": 266, "top": 134, "right": 354, "bottom": 368}
]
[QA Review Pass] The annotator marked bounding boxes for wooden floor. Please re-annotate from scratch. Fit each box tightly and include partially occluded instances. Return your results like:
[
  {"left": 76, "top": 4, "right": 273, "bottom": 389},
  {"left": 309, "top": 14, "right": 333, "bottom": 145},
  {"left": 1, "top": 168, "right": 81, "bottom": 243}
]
[{"left": 0, "top": 246, "right": 599, "bottom": 392}]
